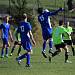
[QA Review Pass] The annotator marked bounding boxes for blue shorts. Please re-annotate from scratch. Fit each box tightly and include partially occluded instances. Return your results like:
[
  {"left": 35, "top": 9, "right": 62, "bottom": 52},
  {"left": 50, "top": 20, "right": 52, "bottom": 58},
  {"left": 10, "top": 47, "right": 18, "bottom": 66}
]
[
  {"left": 2, "top": 38, "right": 8, "bottom": 45},
  {"left": 21, "top": 41, "right": 32, "bottom": 52},
  {"left": 42, "top": 28, "right": 52, "bottom": 40}
]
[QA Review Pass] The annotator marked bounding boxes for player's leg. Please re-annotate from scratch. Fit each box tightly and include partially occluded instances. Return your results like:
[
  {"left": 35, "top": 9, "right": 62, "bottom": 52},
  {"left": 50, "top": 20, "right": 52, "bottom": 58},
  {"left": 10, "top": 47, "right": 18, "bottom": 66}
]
[
  {"left": 5, "top": 39, "right": 9, "bottom": 57},
  {"left": 71, "top": 45, "right": 75, "bottom": 56},
  {"left": 51, "top": 44, "right": 62, "bottom": 57},
  {"left": 16, "top": 51, "right": 31, "bottom": 67},
  {"left": 48, "top": 44, "right": 61, "bottom": 62},
  {"left": 16, "top": 42, "right": 32, "bottom": 67},
  {"left": 63, "top": 45, "right": 72, "bottom": 63},
  {"left": 71, "top": 42, "right": 75, "bottom": 56},
  {"left": 1, "top": 39, "right": 6, "bottom": 58},
  {"left": 42, "top": 40, "right": 47, "bottom": 58},
  {"left": 10, "top": 41, "right": 17, "bottom": 56},
  {"left": 25, "top": 51, "right": 31, "bottom": 67},
  {"left": 49, "top": 38, "right": 53, "bottom": 53},
  {"left": 42, "top": 40, "right": 47, "bottom": 53},
  {"left": 64, "top": 40, "right": 75, "bottom": 56},
  {"left": 17, "top": 53, "right": 27, "bottom": 60},
  {"left": 25, "top": 42, "right": 32, "bottom": 67},
  {"left": 17, "top": 45, "right": 21, "bottom": 56},
  {"left": 5, "top": 45, "right": 9, "bottom": 57},
  {"left": 1, "top": 45, "right": 5, "bottom": 58}
]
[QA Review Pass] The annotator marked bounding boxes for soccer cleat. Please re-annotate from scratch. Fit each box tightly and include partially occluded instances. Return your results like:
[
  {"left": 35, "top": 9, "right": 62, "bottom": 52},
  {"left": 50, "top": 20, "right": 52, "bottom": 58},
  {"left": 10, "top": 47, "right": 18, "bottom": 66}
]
[
  {"left": 16, "top": 58, "right": 21, "bottom": 65},
  {"left": 65, "top": 60, "right": 72, "bottom": 63},
  {"left": 10, "top": 53, "right": 12, "bottom": 56},
  {"left": 1, "top": 55, "right": 4, "bottom": 58},
  {"left": 42, "top": 51, "right": 47, "bottom": 58},
  {"left": 25, "top": 64, "right": 31, "bottom": 67},
  {"left": 17, "top": 54, "right": 21, "bottom": 56},
  {"left": 5, "top": 54, "right": 9, "bottom": 58},
  {"left": 49, "top": 49, "right": 53, "bottom": 54}
]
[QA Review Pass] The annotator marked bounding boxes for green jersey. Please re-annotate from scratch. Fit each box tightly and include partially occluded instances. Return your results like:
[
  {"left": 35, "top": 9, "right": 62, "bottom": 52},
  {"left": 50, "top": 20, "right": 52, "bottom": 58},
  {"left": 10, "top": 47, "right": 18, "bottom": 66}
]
[
  {"left": 63, "top": 26, "right": 73, "bottom": 40},
  {"left": 53, "top": 26, "right": 67, "bottom": 45},
  {"left": 14, "top": 28, "right": 21, "bottom": 41}
]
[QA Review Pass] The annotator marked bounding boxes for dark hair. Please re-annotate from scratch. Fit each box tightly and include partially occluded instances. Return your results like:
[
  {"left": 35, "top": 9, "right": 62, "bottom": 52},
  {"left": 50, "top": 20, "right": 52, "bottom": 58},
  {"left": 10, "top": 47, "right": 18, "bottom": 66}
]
[
  {"left": 37, "top": 7, "right": 43, "bottom": 14},
  {"left": 59, "top": 20, "right": 64, "bottom": 26}
]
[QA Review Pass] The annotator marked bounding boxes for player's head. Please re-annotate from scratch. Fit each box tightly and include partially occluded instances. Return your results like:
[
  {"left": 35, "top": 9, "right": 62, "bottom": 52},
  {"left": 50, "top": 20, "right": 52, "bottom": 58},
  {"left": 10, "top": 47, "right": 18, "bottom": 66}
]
[
  {"left": 3, "top": 16, "right": 10, "bottom": 23},
  {"left": 37, "top": 7, "right": 43, "bottom": 14},
  {"left": 59, "top": 20, "right": 64, "bottom": 26},
  {"left": 44, "top": 9, "right": 49, "bottom": 12},
  {"left": 22, "top": 13, "right": 27, "bottom": 22},
  {"left": 51, "top": 21, "right": 57, "bottom": 27},
  {"left": 65, "top": 21, "right": 69, "bottom": 28},
  {"left": 67, "top": 21, "right": 69, "bottom": 26}
]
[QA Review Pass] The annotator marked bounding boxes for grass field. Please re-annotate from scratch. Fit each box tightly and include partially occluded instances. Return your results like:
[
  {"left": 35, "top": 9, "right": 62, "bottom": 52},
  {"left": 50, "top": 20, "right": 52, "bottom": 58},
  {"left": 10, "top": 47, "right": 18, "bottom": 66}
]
[
  {"left": 0, "top": 46, "right": 75, "bottom": 75},
  {"left": 0, "top": 0, "right": 75, "bottom": 75}
]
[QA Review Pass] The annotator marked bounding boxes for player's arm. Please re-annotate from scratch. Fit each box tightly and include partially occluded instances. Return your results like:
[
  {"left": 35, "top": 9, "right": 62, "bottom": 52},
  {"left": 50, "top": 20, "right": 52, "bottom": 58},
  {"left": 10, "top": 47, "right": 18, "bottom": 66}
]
[
  {"left": 70, "top": 27, "right": 73, "bottom": 36},
  {"left": 0, "top": 24, "right": 3, "bottom": 29},
  {"left": 0, "top": 30, "right": 2, "bottom": 40},
  {"left": 15, "top": 29, "right": 19, "bottom": 41},
  {"left": 9, "top": 30, "right": 13, "bottom": 42},
  {"left": 62, "top": 27, "right": 70, "bottom": 37},
  {"left": 48, "top": 8, "right": 64, "bottom": 16},
  {"left": 0, "top": 24, "right": 3, "bottom": 40},
  {"left": 29, "top": 30, "right": 36, "bottom": 45}
]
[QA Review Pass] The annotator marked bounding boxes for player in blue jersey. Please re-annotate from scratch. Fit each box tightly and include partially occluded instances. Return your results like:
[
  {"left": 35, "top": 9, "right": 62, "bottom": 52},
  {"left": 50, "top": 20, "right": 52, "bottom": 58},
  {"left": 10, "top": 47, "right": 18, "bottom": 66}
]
[
  {"left": 0, "top": 16, "right": 13, "bottom": 58},
  {"left": 16, "top": 14, "right": 36, "bottom": 67},
  {"left": 38, "top": 7, "right": 64, "bottom": 58}
]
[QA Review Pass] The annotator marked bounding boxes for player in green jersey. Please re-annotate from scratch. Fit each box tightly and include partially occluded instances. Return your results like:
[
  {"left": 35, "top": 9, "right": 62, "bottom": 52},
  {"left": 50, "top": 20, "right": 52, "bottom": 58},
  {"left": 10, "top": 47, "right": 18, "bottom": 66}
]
[
  {"left": 10, "top": 27, "right": 21, "bottom": 56},
  {"left": 49, "top": 20, "right": 72, "bottom": 63},
  {"left": 63, "top": 21, "right": 75, "bottom": 56}
]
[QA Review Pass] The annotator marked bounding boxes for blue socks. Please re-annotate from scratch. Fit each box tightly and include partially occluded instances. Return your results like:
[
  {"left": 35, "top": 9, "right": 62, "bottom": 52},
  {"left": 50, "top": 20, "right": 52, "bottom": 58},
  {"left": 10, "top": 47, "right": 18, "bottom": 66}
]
[
  {"left": 6, "top": 47, "right": 8, "bottom": 55},
  {"left": 1, "top": 48, "right": 4, "bottom": 57},
  {"left": 1, "top": 47, "right": 9, "bottom": 57},
  {"left": 42, "top": 40, "right": 53, "bottom": 52},
  {"left": 43, "top": 41, "right": 46, "bottom": 52},
  {"left": 17, "top": 53, "right": 30, "bottom": 65},
  {"left": 17, "top": 53, "right": 27, "bottom": 60},
  {"left": 49, "top": 40, "right": 52, "bottom": 49},
  {"left": 26, "top": 54, "right": 30, "bottom": 65}
]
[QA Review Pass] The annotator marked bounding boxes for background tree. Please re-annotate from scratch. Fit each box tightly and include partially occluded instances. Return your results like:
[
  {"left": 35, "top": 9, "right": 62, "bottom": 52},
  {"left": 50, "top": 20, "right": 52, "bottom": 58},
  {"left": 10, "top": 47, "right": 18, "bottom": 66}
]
[{"left": 10, "top": 0, "right": 42, "bottom": 45}]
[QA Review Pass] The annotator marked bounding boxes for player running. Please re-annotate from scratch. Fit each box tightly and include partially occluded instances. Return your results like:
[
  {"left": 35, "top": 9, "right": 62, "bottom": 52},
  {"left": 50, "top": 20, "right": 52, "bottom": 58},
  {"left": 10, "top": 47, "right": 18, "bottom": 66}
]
[
  {"left": 10, "top": 27, "right": 21, "bottom": 56},
  {"left": 38, "top": 7, "right": 64, "bottom": 58},
  {"left": 16, "top": 13, "right": 36, "bottom": 67},
  {"left": 0, "top": 16, "right": 13, "bottom": 58},
  {"left": 63, "top": 21, "right": 75, "bottom": 56},
  {"left": 51, "top": 20, "right": 72, "bottom": 63}
]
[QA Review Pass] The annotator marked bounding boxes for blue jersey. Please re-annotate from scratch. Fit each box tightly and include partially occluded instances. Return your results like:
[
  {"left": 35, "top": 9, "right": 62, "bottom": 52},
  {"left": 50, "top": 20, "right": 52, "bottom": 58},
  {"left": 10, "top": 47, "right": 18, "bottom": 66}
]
[
  {"left": 17, "top": 21, "right": 32, "bottom": 43},
  {"left": 17, "top": 21, "right": 32, "bottom": 50},
  {"left": 38, "top": 8, "right": 63, "bottom": 40},
  {"left": 0, "top": 22, "right": 10, "bottom": 40}
]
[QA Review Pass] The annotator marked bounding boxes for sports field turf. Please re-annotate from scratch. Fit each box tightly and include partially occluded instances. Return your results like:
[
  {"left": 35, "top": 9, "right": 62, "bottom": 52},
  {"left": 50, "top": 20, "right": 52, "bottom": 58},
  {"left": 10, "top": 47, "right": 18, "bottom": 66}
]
[{"left": 0, "top": 46, "right": 75, "bottom": 75}]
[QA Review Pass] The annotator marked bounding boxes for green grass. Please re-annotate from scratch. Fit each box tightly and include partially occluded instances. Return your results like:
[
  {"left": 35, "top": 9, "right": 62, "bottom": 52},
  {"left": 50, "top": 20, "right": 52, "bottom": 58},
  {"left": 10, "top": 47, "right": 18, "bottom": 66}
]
[{"left": 0, "top": 46, "right": 75, "bottom": 75}]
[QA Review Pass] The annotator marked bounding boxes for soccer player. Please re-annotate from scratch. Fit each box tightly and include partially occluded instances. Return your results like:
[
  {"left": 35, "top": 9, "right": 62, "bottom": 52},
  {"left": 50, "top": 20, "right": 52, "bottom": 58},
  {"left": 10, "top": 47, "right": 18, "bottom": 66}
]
[
  {"left": 38, "top": 7, "right": 64, "bottom": 58},
  {"left": 16, "top": 13, "right": 36, "bottom": 67},
  {"left": 0, "top": 16, "right": 13, "bottom": 58},
  {"left": 52, "top": 20, "right": 72, "bottom": 63},
  {"left": 10, "top": 27, "right": 21, "bottom": 56},
  {"left": 63, "top": 21, "right": 75, "bottom": 56}
]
